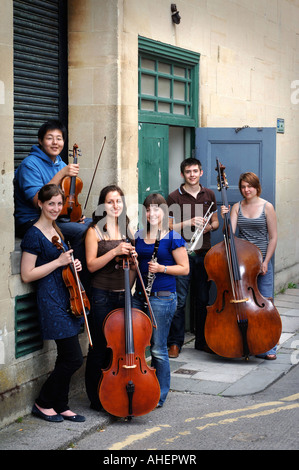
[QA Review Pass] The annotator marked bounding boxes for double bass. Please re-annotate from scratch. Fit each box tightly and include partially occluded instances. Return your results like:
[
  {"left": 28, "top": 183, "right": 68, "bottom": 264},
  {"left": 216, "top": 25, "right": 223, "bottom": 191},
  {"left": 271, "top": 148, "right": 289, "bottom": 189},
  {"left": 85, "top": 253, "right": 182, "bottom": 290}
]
[
  {"left": 204, "top": 159, "right": 282, "bottom": 359},
  {"left": 99, "top": 254, "right": 160, "bottom": 419}
]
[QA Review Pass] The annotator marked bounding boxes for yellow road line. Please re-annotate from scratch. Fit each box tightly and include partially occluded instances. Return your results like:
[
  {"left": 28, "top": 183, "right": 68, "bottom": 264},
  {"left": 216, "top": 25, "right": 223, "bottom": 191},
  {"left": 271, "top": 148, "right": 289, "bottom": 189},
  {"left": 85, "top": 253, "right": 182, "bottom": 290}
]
[
  {"left": 196, "top": 403, "right": 299, "bottom": 431},
  {"left": 108, "top": 394, "right": 299, "bottom": 450},
  {"left": 108, "top": 425, "right": 171, "bottom": 451},
  {"left": 186, "top": 393, "right": 299, "bottom": 422}
]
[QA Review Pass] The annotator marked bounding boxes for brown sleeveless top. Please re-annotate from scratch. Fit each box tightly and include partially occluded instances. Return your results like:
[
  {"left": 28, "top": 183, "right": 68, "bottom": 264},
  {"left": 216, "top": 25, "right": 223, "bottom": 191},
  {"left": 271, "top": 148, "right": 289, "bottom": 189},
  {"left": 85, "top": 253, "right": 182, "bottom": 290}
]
[{"left": 90, "top": 227, "right": 125, "bottom": 291}]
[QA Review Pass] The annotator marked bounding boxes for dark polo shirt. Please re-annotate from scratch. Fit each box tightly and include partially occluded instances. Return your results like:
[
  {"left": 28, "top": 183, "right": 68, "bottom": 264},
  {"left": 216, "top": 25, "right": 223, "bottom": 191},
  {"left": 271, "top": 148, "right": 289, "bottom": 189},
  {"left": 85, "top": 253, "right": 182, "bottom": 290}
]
[{"left": 166, "top": 184, "right": 217, "bottom": 252}]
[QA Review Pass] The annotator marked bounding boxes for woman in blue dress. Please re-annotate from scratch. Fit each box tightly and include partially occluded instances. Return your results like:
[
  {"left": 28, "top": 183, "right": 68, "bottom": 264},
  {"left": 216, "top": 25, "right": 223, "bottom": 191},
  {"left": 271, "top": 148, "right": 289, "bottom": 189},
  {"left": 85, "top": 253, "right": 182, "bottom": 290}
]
[
  {"left": 21, "top": 184, "right": 86, "bottom": 422},
  {"left": 132, "top": 193, "right": 189, "bottom": 407}
]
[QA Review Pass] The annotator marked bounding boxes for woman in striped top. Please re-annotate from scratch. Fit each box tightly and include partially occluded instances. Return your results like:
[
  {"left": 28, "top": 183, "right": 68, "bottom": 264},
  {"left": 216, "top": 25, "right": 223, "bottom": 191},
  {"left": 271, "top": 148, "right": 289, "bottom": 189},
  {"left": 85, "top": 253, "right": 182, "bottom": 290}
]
[{"left": 221, "top": 172, "right": 278, "bottom": 360}]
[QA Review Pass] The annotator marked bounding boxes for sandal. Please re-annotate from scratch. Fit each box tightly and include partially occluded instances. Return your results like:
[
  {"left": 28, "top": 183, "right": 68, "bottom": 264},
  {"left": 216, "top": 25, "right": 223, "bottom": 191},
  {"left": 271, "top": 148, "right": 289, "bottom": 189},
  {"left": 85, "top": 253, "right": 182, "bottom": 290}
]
[
  {"left": 255, "top": 354, "right": 277, "bottom": 360},
  {"left": 265, "top": 354, "right": 276, "bottom": 360}
]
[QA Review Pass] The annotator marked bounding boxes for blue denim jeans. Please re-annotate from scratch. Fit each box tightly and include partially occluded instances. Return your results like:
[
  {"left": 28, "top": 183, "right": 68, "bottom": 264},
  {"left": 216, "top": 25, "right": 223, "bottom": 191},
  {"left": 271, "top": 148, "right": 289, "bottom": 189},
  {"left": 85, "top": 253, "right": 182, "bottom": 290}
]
[
  {"left": 132, "top": 292, "right": 177, "bottom": 406},
  {"left": 256, "top": 261, "right": 277, "bottom": 357},
  {"left": 85, "top": 287, "right": 125, "bottom": 410},
  {"left": 168, "top": 251, "right": 210, "bottom": 349}
]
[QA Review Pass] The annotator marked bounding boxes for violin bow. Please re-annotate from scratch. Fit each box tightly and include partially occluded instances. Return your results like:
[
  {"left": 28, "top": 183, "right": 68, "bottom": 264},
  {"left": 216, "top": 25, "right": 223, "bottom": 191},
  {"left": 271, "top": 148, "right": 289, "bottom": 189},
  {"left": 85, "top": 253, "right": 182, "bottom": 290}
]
[{"left": 82, "top": 136, "right": 106, "bottom": 217}]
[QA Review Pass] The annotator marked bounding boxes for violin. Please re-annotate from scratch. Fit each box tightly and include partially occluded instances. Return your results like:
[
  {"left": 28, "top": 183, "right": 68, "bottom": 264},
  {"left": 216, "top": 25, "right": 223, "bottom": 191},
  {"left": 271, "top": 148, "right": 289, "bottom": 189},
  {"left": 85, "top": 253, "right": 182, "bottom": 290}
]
[
  {"left": 99, "top": 254, "right": 160, "bottom": 419},
  {"left": 52, "top": 236, "right": 93, "bottom": 347},
  {"left": 60, "top": 144, "right": 83, "bottom": 222},
  {"left": 204, "top": 159, "right": 281, "bottom": 359}
]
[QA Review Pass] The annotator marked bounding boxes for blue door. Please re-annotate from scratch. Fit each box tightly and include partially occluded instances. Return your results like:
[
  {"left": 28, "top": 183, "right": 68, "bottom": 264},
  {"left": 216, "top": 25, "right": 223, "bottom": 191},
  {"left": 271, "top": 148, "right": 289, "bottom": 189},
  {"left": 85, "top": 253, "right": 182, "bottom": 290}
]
[{"left": 195, "top": 127, "right": 277, "bottom": 247}]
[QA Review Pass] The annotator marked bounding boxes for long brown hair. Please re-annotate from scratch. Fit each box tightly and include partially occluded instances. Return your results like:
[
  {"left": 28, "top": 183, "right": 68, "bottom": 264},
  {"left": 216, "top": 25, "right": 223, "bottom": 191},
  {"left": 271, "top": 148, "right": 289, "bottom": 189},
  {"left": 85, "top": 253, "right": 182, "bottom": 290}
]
[{"left": 90, "top": 184, "right": 133, "bottom": 241}]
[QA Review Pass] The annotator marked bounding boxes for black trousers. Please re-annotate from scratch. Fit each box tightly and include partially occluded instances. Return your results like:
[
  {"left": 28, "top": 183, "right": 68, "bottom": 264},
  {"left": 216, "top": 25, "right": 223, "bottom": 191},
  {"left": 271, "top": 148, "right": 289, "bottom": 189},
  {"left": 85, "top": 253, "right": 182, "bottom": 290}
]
[{"left": 36, "top": 335, "right": 83, "bottom": 413}]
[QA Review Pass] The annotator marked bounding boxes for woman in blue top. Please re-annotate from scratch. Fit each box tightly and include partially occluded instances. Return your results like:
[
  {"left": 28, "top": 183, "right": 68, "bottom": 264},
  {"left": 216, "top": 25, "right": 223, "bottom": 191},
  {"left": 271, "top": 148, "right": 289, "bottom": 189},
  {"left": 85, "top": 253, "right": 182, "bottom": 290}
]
[
  {"left": 133, "top": 193, "right": 189, "bottom": 407},
  {"left": 21, "top": 184, "right": 85, "bottom": 423}
]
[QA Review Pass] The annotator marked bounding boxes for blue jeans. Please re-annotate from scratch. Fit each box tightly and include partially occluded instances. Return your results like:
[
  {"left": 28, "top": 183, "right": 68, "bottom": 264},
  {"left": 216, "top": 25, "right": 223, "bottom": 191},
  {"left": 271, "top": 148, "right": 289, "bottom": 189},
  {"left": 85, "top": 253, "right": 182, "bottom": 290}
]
[
  {"left": 256, "top": 261, "right": 277, "bottom": 357},
  {"left": 168, "top": 251, "right": 210, "bottom": 349},
  {"left": 132, "top": 292, "right": 177, "bottom": 406},
  {"left": 85, "top": 288, "right": 125, "bottom": 410}
]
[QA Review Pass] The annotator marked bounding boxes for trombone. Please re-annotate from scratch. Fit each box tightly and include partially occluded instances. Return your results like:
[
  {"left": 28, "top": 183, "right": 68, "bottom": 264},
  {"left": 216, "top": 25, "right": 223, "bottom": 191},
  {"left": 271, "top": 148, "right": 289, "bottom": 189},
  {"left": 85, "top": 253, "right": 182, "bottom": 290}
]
[{"left": 187, "top": 202, "right": 214, "bottom": 254}]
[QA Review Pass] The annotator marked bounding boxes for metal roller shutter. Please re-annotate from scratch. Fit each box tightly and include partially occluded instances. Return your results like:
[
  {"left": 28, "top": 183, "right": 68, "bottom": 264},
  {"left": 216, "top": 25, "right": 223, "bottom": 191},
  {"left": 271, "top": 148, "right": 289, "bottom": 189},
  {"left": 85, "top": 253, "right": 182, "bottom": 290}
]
[{"left": 13, "top": 0, "right": 68, "bottom": 167}]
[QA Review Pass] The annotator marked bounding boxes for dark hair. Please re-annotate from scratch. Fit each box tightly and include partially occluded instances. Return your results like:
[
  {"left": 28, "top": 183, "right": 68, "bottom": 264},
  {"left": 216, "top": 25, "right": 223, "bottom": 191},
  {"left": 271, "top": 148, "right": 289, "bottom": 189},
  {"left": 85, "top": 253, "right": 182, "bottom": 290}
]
[
  {"left": 238, "top": 172, "right": 262, "bottom": 197},
  {"left": 38, "top": 120, "right": 67, "bottom": 142},
  {"left": 37, "top": 184, "right": 65, "bottom": 239},
  {"left": 180, "top": 157, "right": 202, "bottom": 174},
  {"left": 91, "top": 185, "right": 132, "bottom": 241},
  {"left": 143, "top": 193, "right": 169, "bottom": 233},
  {"left": 37, "top": 183, "right": 65, "bottom": 204}
]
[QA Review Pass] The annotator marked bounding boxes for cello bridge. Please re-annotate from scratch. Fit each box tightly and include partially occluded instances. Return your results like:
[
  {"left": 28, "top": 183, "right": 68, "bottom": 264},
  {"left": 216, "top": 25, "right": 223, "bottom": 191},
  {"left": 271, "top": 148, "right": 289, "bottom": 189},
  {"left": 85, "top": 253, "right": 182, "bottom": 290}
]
[
  {"left": 230, "top": 298, "right": 249, "bottom": 304},
  {"left": 122, "top": 364, "right": 137, "bottom": 369}
]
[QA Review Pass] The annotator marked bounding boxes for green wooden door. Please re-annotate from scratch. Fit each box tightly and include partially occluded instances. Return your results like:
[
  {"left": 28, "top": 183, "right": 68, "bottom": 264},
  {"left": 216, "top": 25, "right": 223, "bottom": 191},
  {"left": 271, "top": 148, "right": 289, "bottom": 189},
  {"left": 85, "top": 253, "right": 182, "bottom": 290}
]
[{"left": 138, "top": 123, "right": 169, "bottom": 204}]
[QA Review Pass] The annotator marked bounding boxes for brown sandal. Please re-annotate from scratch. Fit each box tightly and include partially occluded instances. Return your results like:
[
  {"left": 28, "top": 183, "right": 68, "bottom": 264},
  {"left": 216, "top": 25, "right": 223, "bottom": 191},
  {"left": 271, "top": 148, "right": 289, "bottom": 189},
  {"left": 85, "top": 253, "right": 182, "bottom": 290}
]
[{"left": 265, "top": 354, "right": 277, "bottom": 360}]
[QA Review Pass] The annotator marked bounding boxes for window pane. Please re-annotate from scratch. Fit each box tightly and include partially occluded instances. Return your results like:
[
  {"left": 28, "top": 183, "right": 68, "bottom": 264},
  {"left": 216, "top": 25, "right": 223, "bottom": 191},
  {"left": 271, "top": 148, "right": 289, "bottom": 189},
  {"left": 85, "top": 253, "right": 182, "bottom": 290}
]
[
  {"left": 173, "top": 66, "right": 185, "bottom": 77},
  {"left": 159, "top": 77, "right": 171, "bottom": 98},
  {"left": 159, "top": 62, "right": 171, "bottom": 74},
  {"left": 187, "top": 83, "right": 190, "bottom": 101},
  {"left": 141, "top": 99, "right": 155, "bottom": 111},
  {"left": 173, "top": 104, "right": 185, "bottom": 115},
  {"left": 158, "top": 102, "right": 170, "bottom": 113},
  {"left": 173, "top": 80, "right": 185, "bottom": 101},
  {"left": 141, "top": 74, "right": 155, "bottom": 96},
  {"left": 141, "top": 58, "right": 155, "bottom": 71}
]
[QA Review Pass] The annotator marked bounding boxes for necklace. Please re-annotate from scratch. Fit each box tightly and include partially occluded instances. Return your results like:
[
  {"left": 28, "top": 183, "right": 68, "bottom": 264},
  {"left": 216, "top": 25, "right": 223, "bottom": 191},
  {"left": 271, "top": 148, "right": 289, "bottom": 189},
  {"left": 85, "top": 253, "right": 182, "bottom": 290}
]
[{"left": 35, "top": 222, "right": 58, "bottom": 240}]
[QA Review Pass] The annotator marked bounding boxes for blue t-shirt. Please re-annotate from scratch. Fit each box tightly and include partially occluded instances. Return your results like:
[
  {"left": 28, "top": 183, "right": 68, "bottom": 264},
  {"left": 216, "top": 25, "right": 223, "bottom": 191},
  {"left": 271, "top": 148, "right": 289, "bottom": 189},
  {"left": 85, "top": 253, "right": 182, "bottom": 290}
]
[
  {"left": 14, "top": 145, "right": 66, "bottom": 227},
  {"left": 135, "top": 229, "right": 186, "bottom": 293},
  {"left": 21, "top": 226, "right": 83, "bottom": 340}
]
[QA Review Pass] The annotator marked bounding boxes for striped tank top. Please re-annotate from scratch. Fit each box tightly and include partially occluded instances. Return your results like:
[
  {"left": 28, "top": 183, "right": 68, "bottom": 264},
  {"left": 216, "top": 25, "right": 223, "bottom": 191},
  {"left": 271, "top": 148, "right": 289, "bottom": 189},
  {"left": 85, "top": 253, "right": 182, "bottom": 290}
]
[{"left": 237, "top": 202, "right": 269, "bottom": 259}]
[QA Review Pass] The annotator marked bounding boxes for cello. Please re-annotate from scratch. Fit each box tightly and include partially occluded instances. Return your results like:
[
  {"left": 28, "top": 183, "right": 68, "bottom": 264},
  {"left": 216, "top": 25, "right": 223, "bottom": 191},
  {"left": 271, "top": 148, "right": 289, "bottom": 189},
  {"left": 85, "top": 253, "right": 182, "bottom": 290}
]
[
  {"left": 60, "top": 144, "right": 83, "bottom": 222},
  {"left": 99, "top": 254, "right": 160, "bottom": 419},
  {"left": 204, "top": 159, "right": 282, "bottom": 359}
]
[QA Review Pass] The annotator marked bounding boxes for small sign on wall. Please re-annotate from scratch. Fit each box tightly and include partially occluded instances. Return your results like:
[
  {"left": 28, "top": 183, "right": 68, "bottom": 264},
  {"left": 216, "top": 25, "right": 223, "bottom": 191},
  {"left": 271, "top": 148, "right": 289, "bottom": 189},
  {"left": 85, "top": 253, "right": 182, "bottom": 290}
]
[{"left": 277, "top": 118, "right": 285, "bottom": 133}]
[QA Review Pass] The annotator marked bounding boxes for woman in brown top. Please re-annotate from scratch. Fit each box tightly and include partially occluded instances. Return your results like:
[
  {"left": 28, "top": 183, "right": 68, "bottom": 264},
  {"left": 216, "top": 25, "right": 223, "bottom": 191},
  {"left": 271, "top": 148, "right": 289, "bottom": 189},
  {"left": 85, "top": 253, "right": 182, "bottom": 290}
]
[{"left": 84, "top": 185, "right": 135, "bottom": 411}]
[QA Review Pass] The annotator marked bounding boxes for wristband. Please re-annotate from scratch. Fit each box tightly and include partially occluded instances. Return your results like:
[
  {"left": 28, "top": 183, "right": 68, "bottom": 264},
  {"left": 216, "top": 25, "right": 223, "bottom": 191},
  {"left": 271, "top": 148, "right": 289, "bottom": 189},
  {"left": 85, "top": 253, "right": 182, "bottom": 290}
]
[{"left": 164, "top": 266, "right": 167, "bottom": 273}]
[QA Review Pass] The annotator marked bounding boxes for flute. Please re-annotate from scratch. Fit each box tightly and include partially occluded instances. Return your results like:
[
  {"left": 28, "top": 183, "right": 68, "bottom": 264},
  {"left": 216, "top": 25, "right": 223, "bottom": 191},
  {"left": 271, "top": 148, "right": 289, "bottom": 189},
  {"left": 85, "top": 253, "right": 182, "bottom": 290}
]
[{"left": 145, "top": 230, "right": 161, "bottom": 298}]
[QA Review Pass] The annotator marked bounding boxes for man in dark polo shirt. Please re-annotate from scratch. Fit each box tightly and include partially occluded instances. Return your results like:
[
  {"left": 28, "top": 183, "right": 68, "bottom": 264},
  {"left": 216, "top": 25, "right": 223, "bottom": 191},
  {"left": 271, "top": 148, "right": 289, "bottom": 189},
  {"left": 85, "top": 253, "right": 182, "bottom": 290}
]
[{"left": 167, "top": 157, "right": 219, "bottom": 357}]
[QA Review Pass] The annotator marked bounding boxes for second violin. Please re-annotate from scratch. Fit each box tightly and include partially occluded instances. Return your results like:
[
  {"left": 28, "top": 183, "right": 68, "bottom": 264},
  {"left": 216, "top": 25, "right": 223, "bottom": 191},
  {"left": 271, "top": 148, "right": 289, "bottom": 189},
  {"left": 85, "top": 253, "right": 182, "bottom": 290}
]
[{"left": 52, "top": 235, "right": 93, "bottom": 348}]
